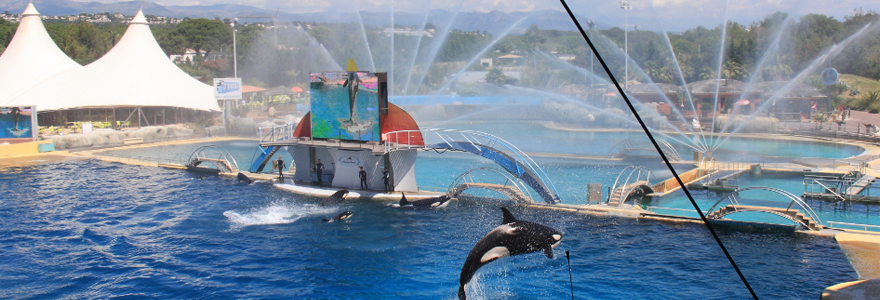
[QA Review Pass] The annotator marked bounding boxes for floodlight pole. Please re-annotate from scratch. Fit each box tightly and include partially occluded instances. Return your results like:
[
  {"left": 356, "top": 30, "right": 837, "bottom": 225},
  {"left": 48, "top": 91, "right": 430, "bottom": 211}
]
[
  {"left": 620, "top": 0, "right": 631, "bottom": 89},
  {"left": 231, "top": 18, "right": 238, "bottom": 78},
  {"left": 587, "top": 20, "right": 595, "bottom": 93}
]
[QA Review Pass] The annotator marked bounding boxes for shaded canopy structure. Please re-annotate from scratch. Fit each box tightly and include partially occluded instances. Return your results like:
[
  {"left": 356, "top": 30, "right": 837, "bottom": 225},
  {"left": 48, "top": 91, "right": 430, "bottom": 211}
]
[
  {"left": 6, "top": 10, "right": 220, "bottom": 113},
  {"left": 0, "top": 3, "right": 82, "bottom": 104}
]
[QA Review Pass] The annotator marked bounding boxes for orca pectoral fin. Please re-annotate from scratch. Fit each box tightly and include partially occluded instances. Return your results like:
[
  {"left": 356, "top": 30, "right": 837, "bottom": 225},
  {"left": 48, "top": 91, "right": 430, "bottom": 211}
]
[
  {"left": 480, "top": 246, "right": 511, "bottom": 263},
  {"left": 543, "top": 246, "right": 554, "bottom": 259}
]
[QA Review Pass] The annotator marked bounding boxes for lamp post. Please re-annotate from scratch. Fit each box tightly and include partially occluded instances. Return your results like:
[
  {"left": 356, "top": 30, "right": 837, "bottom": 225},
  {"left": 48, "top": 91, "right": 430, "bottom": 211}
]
[
  {"left": 587, "top": 20, "right": 595, "bottom": 91},
  {"left": 620, "top": 0, "right": 632, "bottom": 89},
  {"left": 230, "top": 18, "right": 238, "bottom": 78}
]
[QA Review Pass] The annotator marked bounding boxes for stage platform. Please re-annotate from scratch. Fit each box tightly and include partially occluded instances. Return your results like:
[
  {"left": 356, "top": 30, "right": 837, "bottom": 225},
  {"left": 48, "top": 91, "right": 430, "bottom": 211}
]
[{"left": 273, "top": 181, "right": 444, "bottom": 201}]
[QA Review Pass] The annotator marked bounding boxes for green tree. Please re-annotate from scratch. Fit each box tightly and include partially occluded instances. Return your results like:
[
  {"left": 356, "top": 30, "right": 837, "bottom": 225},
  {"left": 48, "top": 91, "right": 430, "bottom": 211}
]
[
  {"left": 485, "top": 67, "right": 507, "bottom": 85},
  {"left": 165, "top": 18, "right": 232, "bottom": 58}
]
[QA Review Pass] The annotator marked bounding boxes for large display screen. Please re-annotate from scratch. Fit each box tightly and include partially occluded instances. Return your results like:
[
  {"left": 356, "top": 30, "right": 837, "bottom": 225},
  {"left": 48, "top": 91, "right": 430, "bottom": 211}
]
[
  {"left": 310, "top": 71, "right": 384, "bottom": 141},
  {"left": 0, "top": 106, "right": 36, "bottom": 143}
]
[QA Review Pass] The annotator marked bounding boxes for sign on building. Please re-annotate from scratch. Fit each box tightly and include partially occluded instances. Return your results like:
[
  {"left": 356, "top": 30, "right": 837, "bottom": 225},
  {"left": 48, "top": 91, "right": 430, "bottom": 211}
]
[{"left": 213, "top": 78, "right": 242, "bottom": 100}]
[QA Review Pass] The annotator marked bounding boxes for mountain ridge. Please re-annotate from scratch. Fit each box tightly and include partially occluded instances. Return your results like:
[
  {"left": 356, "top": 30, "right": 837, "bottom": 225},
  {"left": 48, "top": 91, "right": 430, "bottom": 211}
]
[{"left": 0, "top": 0, "right": 610, "bottom": 33}]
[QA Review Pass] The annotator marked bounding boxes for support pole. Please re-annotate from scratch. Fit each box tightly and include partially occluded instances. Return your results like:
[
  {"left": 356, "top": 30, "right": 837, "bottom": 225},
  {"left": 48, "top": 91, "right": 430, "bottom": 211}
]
[{"left": 559, "top": 1, "right": 758, "bottom": 298}]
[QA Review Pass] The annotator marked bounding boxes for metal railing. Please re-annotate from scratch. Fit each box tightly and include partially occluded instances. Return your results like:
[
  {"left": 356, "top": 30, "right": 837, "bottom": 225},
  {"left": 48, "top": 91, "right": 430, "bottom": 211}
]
[
  {"left": 804, "top": 171, "right": 864, "bottom": 201},
  {"left": 447, "top": 167, "right": 533, "bottom": 202},
  {"left": 704, "top": 186, "right": 824, "bottom": 230},
  {"left": 645, "top": 206, "right": 707, "bottom": 218},
  {"left": 186, "top": 145, "right": 240, "bottom": 173},
  {"left": 827, "top": 221, "right": 880, "bottom": 232},
  {"left": 384, "top": 128, "right": 559, "bottom": 202},
  {"left": 607, "top": 166, "right": 656, "bottom": 205},
  {"left": 257, "top": 123, "right": 296, "bottom": 143}
]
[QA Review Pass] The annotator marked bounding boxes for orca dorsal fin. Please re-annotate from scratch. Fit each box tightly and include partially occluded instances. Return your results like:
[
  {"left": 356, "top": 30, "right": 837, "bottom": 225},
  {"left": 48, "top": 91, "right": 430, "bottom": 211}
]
[
  {"left": 399, "top": 193, "right": 409, "bottom": 206},
  {"left": 501, "top": 207, "right": 517, "bottom": 224}
]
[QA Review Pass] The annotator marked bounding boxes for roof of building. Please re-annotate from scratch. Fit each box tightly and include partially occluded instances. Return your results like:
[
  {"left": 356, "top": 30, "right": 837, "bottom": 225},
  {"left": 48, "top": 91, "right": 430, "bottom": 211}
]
[
  {"left": 263, "top": 86, "right": 295, "bottom": 96},
  {"left": 0, "top": 3, "right": 82, "bottom": 104},
  {"left": 687, "top": 79, "right": 747, "bottom": 95},
  {"left": 242, "top": 85, "right": 267, "bottom": 93},
  {"left": 626, "top": 82, "right": 683, "bottom": 95},
  {"left": 752, "top": 81, "right": 826, "bottom": 99},
  {"left": 5, "top": 10, "right": 220, "bottom": 112}
]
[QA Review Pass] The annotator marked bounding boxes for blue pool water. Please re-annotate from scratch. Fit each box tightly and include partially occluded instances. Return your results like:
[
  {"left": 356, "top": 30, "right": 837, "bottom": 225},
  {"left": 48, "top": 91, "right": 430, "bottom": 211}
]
[
  {"left": 435, "top": 122, "right": 865, "bottom": 160},
  {"left": 0, "top": 160, "right": 858, "bottom": 299},
  {"left": 94, "top": 121, "right": 876, "bottom": 228}
]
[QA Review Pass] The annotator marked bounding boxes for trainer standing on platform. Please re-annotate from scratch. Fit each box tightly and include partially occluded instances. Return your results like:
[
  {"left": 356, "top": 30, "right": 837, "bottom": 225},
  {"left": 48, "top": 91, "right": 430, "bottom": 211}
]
[
  {"left": 359, "top": 166, "right": 368, "bottom": 190},
  {"left": 314, "top": 159, "right": 325, "bottom": 186},
  {"left": 276, "top": 156, "right": 285, "bottom": 182},
  {"left": 382, "top": 168, "right": 392, "bottom": 193}
]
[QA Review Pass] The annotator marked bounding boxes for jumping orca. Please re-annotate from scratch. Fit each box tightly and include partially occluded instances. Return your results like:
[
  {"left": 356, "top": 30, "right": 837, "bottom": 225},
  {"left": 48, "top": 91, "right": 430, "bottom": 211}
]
[
  {"left": 342, "top": 71, "right": 362, "bottom": 124},
  {"left": 322, "top": 211, "right": 353, "bottom": 223},
  {"left": 236, "top": 172, "right": 253, "bottom": 184},
  {"left": 321, "top": 190, "right": 350, "bottom": 206},
  {"left": 458, "top": 207, "right": 563, "bottom": 300},
  {"left": 395, "top": 193, "right": 452, "bottom": 209}
]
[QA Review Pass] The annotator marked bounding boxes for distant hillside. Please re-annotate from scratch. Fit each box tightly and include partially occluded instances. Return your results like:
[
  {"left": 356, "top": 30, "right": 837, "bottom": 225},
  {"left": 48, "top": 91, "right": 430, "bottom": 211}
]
[
  {"left": 840, "top": 74, "right": 880, "bottom": 100},
  {"left": 0, "top": 0, "right": 607, "bottom": 34}
]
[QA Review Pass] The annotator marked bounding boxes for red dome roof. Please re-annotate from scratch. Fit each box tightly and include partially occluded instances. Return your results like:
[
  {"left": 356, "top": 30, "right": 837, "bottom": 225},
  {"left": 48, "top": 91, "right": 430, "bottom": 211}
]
[{"left": 381, "top": 103, "right": 423, "bottom": 145}]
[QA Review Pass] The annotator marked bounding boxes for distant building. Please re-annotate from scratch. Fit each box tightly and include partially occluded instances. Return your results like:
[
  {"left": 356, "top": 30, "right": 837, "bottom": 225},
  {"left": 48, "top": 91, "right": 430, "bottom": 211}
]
[
  {"left": 496, "top": 54, "right": 522, "bottom": 65},
  {"left": 625, "top": 82, "right": 682, "bottom": 116},
  {"left": 457, "top": 71, "right": 521, "bottom": 85},
  {"left": 169, "top": 49, "right": 212, "bottom": 63},
  {"left": 480, "top": 58, "right": 493, "bottom": 68},
  {"left": 557, "top": 54, "right": 576, "bottom": 61}
]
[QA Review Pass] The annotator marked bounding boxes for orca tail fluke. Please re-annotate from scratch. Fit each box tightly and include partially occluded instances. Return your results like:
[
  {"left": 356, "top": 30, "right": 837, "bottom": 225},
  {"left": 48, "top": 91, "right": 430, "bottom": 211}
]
[
  {"left": 458, "top": 284, "right": 467, "bottom": 300},
  {"left": 322, "top": 218, "right": 331, "bottom": 222}
]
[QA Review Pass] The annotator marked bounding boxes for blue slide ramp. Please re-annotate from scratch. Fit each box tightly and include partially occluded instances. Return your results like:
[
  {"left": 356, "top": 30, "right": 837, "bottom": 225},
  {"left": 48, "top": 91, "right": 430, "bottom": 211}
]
[
  {"left": 428, "top": 141, "right": 560, "bottom": 204},
  {"left": 249, "top": 146, "right": 280, "bottom": 173}
]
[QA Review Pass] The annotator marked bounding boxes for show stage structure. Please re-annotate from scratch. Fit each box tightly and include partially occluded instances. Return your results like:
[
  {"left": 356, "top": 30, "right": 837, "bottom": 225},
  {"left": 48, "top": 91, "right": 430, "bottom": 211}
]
[
  {"left": 255, "top": 60, "right": 559, "bottom": 203},
  {"left": 251, "top": 60, "right": 422, "bottom": 192}
]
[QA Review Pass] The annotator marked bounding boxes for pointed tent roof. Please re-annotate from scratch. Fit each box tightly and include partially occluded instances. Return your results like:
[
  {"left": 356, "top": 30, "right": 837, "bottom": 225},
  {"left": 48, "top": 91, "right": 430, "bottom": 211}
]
[
  {"left": 7, "top": 10, "right": 221, "bottom": 112},
  {"left": 0, "top": 3, "right": 81, "bottom": 104}
]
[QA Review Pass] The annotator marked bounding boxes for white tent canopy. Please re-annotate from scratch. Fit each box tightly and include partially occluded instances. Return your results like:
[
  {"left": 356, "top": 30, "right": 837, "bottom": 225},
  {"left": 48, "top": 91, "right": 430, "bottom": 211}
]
[
  {"left": 7, "top": 10, "right": 221, "bottom": 112},
  {"left": 0, "top": 3, "right": 81, "bottom": 104}
]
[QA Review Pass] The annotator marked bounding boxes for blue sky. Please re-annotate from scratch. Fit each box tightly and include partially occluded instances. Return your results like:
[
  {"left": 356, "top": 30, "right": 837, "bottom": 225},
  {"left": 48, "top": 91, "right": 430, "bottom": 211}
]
[{"left": 79, "top": 0, "right": 877, "bottom": 31}]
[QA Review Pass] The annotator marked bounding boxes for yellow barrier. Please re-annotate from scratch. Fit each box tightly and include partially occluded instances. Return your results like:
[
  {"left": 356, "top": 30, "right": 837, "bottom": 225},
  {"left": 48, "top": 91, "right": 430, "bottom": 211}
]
[{"left": 0, "top": 141, "right": 54, "bottom": 158}]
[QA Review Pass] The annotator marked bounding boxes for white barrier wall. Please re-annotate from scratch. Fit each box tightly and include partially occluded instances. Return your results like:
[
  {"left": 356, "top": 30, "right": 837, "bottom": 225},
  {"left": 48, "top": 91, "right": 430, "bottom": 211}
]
[{"left": 290, "top": 146, "right": 418, "bottom": 192}]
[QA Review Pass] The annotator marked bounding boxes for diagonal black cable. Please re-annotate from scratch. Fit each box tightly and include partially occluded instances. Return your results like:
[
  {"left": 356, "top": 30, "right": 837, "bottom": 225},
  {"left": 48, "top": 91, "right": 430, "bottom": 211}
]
[{"left": 558, "top": 1, "right": 758, "bottom": 299}]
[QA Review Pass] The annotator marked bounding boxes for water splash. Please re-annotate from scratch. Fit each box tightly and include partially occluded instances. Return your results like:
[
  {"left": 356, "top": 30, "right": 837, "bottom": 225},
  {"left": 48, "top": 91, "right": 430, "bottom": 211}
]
[
  {"left": 709, "top": 0, "right": 732, "bottom": 144},
  {"left": 223, "top": 202, "right": 337, "bottom": 227},
  {"left": 353, "top": 10, "right": 377, "bottom": 71},
  {"left": 713, "top": 23, "right": 878, "bottom": 149}
]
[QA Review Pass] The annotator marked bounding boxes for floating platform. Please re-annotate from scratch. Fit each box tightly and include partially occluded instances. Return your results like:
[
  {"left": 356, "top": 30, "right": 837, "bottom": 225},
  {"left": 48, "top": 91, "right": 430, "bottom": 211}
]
[{"left": 273, "top": 182, "right": 444, "bottom": 201}]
